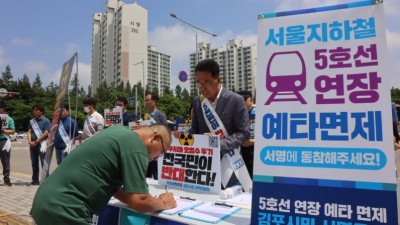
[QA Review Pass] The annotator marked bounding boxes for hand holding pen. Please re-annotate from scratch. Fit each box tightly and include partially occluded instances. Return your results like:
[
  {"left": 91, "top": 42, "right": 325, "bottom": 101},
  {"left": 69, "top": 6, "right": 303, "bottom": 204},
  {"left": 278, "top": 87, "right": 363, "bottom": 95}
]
[{"left": 158, "top": 185, "right": 176, "bottom": 210}]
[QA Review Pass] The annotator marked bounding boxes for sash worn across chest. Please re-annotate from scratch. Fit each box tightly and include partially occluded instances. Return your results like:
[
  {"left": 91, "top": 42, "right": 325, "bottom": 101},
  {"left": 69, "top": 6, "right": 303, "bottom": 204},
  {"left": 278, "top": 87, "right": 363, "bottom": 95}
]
[
  {"left": 30, "top": 119, "right": 47, "bottom": 153},
  {"left": 200, "top": 97, "right": 253, "bottom": 192}
]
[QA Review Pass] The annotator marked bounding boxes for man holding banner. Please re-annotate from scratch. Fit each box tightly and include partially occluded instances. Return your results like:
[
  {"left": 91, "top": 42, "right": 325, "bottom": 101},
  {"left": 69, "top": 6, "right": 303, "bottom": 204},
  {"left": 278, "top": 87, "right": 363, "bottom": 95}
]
[
  {"left": 54, "top": 104, "right": 79, "bottom": 165},
  {"left": 27, "top": 105, "right": 51, "bottom": 186},
  {"left": 186, "top": 59, "right": 252, "bottom": 191}
]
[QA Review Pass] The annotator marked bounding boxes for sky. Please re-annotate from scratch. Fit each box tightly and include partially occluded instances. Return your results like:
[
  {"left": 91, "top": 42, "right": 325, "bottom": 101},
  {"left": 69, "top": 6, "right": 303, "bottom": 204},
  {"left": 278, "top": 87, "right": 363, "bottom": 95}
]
[{"left": 0, "top": 0, "right": 399, "bottom": 92}]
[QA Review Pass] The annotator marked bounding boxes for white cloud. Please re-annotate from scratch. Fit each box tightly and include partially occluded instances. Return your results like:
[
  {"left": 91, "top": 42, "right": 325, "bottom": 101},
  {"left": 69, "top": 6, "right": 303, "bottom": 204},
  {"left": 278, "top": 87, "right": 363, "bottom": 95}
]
[
  {"left": 64, "top": 42, "right": 81, "bottom": 58},
  {"left": 149, "top": 24, "right": 196, "bottom": 62},
  {"left": 22, "top": 60, "right": 50, "bottom": 74},
  {"left": 386, "top": 29, "right": 400, "bottom": 51},
  {"left": 389, "top": 58, "right": 400, "bottom": 88},
  {"left": 10, "top": 37, "right": 34, "bottom": 46},
  {"left": 149, "top": 25, "right": 257, "bottom": 90},
  {"left": 384, "top": 0, "right": 400, "bottom": 16}
]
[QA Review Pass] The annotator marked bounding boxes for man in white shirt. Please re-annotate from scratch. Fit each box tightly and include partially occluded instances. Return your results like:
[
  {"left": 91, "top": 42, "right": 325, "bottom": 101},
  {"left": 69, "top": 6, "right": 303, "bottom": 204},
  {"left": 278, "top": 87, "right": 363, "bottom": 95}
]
[{"left": 82, "top": 98, "right": 104, "bottom": 140}]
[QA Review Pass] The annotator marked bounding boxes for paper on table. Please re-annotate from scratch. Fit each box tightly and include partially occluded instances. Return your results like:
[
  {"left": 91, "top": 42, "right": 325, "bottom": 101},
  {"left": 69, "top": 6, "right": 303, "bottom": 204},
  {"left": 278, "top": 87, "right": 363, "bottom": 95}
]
[
  {"left": 161, "top": 196, "right": 204, "bottom": 215},
  {"left": 221, "top": 192, "right": 252, "bottom": 209},
  {"left": 178, "top": 202, "right": 241, "bottom": 224}
]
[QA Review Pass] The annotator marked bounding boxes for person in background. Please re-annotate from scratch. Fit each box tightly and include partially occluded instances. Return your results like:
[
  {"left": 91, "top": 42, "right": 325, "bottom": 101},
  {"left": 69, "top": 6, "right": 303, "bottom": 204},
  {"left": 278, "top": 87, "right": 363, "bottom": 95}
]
[
  {"left": 0, "top": 100, "right": 16, "bottom": 187},
  {"left": 144, "top": 92, "right": 167, "bottom": 180},
  {"left": 177, "top": 59, "right": 250, "bottom": 189},
  {"left": 237, "top": 90, "right": 256, "bottom": 179},
  {"left": 54, "top": 104, "right": 79, "bottom": 165},
  {"left": 27, "top": 105, "right": 51, "bottom": 186},
  {"left": 30, "top": 124, "right": 177, "bottom": 225},
  {"left": 116, "top": 96, "right": 135, "bottom": 126},
  {"left": 82, "top": 98, "right": 104, "bottom": 140}
]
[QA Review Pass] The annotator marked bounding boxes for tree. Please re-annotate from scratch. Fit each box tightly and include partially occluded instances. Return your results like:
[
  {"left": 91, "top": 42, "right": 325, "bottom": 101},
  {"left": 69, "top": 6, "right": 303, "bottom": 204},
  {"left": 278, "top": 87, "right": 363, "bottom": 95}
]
[
  {"left": 125, "top": 80, "right": 132, "bottom": 96},
  {"left": 391, "top": 87, "right": 400, "bottom": 104},
  {"left": 1, "top": 65, "right": 13, "bottom": 88},
  {"left": 163, "top": 86, "right": 172, "bottom": 96},
  {"left": 45, "top": 81, "right": 58, "bottom": 96},
  {"left": 116, "top": 81, "right": 125, "bottom": 94},
  {"left": 70, "top": 73, "right": 80, "bottom": 97},
  {"left": 175, "top": 84, "right": 182, "bottom": 99},
  {"left": 17, "top": 74, "right": 32, "bottom": 101},
  {"left": 32, "top": 74, "right": 44, "bottom": 97}
]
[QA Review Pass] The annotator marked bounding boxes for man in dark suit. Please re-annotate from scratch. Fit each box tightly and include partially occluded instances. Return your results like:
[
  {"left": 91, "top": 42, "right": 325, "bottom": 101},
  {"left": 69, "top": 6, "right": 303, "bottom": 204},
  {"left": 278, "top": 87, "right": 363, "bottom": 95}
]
[{"left": 187, "top": 59, "right": 250, "bottom": 189}]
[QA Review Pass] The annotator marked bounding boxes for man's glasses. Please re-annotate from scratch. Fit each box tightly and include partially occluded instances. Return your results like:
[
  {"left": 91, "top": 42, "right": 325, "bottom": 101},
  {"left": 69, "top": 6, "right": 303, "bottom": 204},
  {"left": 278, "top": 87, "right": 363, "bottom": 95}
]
[
  {"left": 159, "top": 135, "right": 167, "bottom": 156},
  {"left": 196, "top": 80, "right": 216, "bottom": 89}
]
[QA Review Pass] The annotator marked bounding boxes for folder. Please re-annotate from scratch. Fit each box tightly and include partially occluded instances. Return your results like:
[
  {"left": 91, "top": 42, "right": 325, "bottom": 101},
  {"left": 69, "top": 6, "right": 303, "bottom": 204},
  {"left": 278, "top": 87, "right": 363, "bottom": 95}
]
[
  {"left": 160, "top": 196, "right": 204, "bottom": 215},
  {"left": 178, "top": 202, "right": 241, "bottom": 224}
]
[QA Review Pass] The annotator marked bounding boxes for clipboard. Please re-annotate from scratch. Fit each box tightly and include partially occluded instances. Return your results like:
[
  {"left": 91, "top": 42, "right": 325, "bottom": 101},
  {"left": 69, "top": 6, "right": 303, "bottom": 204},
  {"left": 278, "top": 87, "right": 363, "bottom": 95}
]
[
  {"left": 178, "top": 202, "right": 241, "bottom": 224},
  {"left": 160, "top": 196, "right": 204, "bottom": 215}
]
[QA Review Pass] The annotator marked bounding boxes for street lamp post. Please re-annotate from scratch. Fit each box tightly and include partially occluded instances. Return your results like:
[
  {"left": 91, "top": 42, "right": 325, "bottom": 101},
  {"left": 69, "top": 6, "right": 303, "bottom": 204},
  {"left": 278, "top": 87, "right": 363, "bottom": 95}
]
[
  {"left": 170, "top": 13, "right": 217, "bottom": 92},
  {"left": 133, "top": 60, "right": 145, "bottom": 120},
  {"left": 133, "top": 60, "right": 145, "bottom": 97}
]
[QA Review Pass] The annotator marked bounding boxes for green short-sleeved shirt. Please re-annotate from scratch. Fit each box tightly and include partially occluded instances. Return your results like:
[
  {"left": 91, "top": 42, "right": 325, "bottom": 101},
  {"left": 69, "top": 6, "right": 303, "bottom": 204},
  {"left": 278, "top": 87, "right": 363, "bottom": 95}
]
[
  {"left": 30, "top": 126, "right": 150, "bottom": 225},
  {"left": 0, "top": 116, "right": 15, "bottom": 139}
]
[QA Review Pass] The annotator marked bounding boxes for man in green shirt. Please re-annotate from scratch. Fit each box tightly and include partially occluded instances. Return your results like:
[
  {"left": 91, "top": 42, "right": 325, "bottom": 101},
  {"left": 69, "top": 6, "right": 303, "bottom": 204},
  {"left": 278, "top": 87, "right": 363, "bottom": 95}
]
[
  {"left": 0, "top": 100, "right": 16, "bottom": 187},
  {"left": 30, "top": 124, "right": 176, "bottom": 225}
]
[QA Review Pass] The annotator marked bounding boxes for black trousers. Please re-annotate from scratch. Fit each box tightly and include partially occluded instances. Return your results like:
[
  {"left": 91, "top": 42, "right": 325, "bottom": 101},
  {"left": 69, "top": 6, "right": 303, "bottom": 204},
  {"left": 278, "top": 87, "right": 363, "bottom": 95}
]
[{"left": 0, "top": 139, "right": 11, "bottom": 182}]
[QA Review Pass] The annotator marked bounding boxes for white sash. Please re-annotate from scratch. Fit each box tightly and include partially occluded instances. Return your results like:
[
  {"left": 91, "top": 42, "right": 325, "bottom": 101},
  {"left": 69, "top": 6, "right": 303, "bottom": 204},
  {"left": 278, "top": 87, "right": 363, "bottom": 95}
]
[
  {"left": 84, "top": 116, "right": 96, "bottom": 137},
  {"left": 30, "top": 119, "right": 47, "bottom": 153},
  {"left": 58, "top": 121, "right": 73, "bottom": 154},
  {"left": 200, "top": 96, "right": 253, "bottom": 192},
  {"left": 1, "top": 137, "right": 11, "bottom": 152}
]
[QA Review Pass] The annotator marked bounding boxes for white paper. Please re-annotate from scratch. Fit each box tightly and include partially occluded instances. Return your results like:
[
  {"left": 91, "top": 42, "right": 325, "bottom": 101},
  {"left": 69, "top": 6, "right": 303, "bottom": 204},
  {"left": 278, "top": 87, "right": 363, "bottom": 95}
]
[
  {"left": 161, "top": 196, "right": 203, "bottom": 215},
  {"left": 179, "top": 202, "right": 240, "bottom": 224}
]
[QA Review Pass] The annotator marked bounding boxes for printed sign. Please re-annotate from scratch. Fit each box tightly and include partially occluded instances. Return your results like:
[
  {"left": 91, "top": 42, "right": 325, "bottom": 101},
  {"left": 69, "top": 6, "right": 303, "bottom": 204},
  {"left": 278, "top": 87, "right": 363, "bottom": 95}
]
[
  {"left": 253, "top": 2, "right": 397, "bottom": 225},
  {"left": 175, "top": 118, "right": 192, "bottom": 133},
  {"left": 104, "top": 107, "right": 123, "bottom": 127},
  {"left": 128, "top": 120, "right": 152, "bottom": 130},
  {"left": 157, "top": 134, "right": 221, "bottom": 194},
  {"left": 0, "top": 114, "right": 9, "bottom": 129}
]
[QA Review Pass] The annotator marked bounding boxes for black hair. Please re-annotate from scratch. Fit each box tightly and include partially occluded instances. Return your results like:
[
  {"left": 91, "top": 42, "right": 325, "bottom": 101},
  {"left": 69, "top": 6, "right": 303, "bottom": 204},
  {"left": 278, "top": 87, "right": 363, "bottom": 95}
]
[
  {"left": 237, "top": 90, "right": 252, "bottom": 101},
  {"left": 62, "top": 104, "right": 70, "bottom": 111},
  {"left": 146, "top": 92, "right": 159, "bottom": 104},
  {"left": 83, "top": 98, "right": 96, "bottom": 108},
  {"left": 195, "top": 59, "right": 220, "bottom": 78},
  {"left": 116, "top": 96, "right": 128, "bottom": 106},
  {"left": 32, "top": 104, "right": 45, "bottom": 113}
]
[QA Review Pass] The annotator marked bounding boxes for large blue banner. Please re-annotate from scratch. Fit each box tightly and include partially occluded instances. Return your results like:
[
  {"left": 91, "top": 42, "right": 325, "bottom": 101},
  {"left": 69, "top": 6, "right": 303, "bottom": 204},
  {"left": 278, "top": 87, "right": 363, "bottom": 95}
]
[{"left": 253, "top": 1, "right": 397, "bottom": 224}]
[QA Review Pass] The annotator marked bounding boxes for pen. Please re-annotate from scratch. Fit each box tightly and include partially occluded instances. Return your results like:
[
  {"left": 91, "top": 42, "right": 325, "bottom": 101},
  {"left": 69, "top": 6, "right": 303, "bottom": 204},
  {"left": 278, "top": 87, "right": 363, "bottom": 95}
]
[
  {"left": 165, "top": 185, "right": 168, "bottom": 193},
  {"left": 214, "top": 202, "right": 233, "bottom": 208}
]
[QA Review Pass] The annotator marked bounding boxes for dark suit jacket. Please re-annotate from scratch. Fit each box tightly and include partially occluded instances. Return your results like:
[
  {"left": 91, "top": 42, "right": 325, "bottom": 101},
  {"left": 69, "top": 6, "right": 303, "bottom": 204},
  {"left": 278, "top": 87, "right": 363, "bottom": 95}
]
[
  {"left": 189, "top": 88, "right": 250, "bottom": 154},
  {"left": 152, "top": 109, "right": 167, "bottom": 125}
]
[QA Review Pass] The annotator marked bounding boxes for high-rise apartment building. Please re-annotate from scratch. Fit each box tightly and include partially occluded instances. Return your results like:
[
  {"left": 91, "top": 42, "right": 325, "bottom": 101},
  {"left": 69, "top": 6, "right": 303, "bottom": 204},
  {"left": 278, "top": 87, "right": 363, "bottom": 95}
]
[
  {"left": 91, "top": 0, "right": 171, "bottom": 94},
  {"left": 189, "top": 39, "right": 257, "bottom": 96},
  {"left": 147, "top": 46, "right": 171, "bottom": 96}
]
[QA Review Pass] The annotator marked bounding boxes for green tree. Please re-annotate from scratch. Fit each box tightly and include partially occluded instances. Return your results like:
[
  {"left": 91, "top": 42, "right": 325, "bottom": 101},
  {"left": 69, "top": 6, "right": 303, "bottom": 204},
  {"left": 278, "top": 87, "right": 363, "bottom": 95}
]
[
  {"left": 17, "top": 74, "right": 32, "bottom": 102},
  {"left": 1, "top": 65, "right": 13, "bottom": 88},
  {"left": 32, "top": 74, "right": 44, "bottom": 97},
  {"left": 175, "top": 84, "right": 182, "bottom": 99},
  {"left": 391, "top": 87, "right": 400, "bottom": 103},
  {"left": 125, "top": 80, "right": 132, "bottom": 96}
]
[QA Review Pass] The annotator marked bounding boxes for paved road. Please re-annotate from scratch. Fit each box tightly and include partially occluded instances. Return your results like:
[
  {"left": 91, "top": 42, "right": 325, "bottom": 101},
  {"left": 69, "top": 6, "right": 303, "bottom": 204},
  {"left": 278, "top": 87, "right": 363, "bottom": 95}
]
[{"left": 10, "top": 139, "right": 58, "bottom": 179}]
